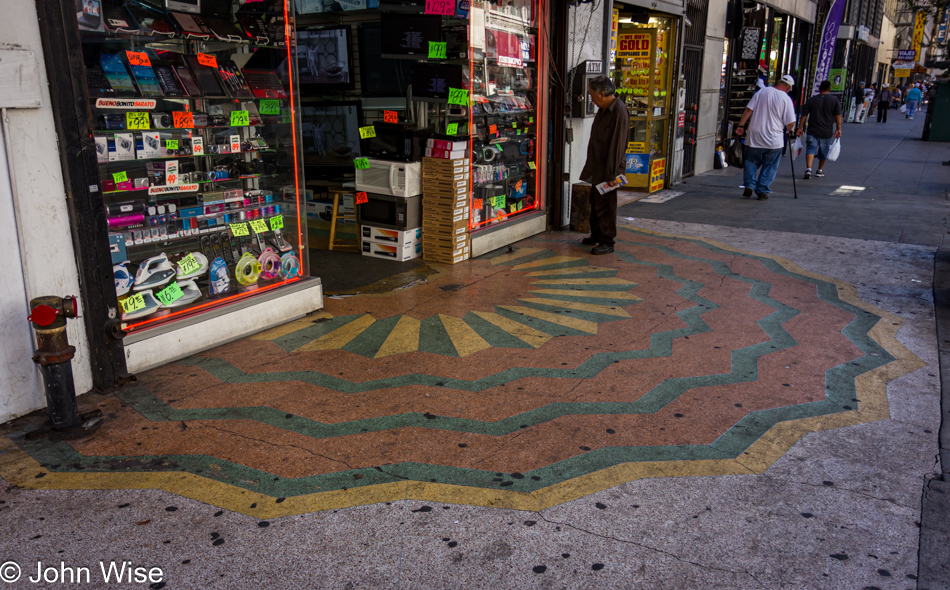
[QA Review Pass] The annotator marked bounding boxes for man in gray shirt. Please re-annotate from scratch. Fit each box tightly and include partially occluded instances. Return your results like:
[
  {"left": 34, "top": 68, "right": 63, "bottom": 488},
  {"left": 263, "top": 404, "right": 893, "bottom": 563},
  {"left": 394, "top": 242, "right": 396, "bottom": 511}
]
[{"left": 796, "top": 80, "right": 842, "bottom": 179}]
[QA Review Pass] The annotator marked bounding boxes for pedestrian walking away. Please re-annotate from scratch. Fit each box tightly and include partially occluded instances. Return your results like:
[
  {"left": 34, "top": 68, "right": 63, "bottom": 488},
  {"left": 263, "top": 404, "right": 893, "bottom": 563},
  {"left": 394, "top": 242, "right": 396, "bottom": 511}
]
[
  {"left": 797, "top": 80, "right": 842, "bottom": 179},
  {"left": 866, "top": 83, "right": 878, "bottom": 119},
  {"left": 735, "top": 74, "right": 798, "bottom": 200},
  {"left": 905, "top": 84, "right": 922, "bottom": 119},
  {"left": 877, "top": 86, "right": 893, "bottom": 123},
  {"left": 580, "top": 75, "right": 630, "bottom": 255}
]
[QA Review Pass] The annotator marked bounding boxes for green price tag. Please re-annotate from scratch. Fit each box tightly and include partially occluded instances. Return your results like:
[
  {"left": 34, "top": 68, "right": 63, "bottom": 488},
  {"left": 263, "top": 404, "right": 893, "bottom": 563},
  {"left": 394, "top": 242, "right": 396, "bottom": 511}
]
[
  {"left": 230, "top": 222, "right": 250, "bottom": 236},
  {"left": 428, "top": 41, "right": 447, "bottom": 59},
  {"left": 155, "top": 282, "right": 184, "bottom": 306},
  {"left": 447, "top": 87, "right": 469, "bottom": 106},
  {"left": 121, "top": 293, "right": 146, "bottom": 314},
  {"left": 270, "top": 215, "right": 284, "bottom": 231},
  {"left": 529, "top": 117, "right": 534, "bottom": 123},
  {"left": 249, "top": 219, "right": 268, "bottom": 234},
  {"left": 231, "top": 110, "right": 250, "bottom": 127},
  {"left": 446, "top": 123, "right": 459, "bottom": 135},
  {"left": 259, "top": 99, "right": 280, "bottom": 115},
  {"left": 166, "top": 140, "right": 179, "bottom": 150},
  {"left": 492, "top": 195, "right": 506, "bottom": 209},
  {"left": 178, "top": 253, "right": 200, "bottom": 276},
  {"left": 354, "top": 157, "right": 370, "bottom": 169},
  {"left": 112, "top": 171, "right": 128, "bottom": 183},
  {"left": 359, "top": 126, "right": 376, "bottom": 139},
  {"left": 527, "top": 162, "right": 537, "bottom": 170},
  {"left": 126, "top": 112, "right": 150, "bottom": 130}
]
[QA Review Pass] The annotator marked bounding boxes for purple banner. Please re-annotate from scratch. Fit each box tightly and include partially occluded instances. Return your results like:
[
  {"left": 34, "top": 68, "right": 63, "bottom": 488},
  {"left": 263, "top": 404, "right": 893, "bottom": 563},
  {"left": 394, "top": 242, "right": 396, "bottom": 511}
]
[{"left": 812, "top": 0, "right": 846, "bottom": 97}]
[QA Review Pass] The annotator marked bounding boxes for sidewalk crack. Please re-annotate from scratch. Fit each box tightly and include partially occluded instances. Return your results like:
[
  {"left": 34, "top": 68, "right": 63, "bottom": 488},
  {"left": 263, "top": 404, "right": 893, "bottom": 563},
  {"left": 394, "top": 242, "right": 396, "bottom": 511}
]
[{"left": 197, "top": 421, "right": 355, "bottom": 470}]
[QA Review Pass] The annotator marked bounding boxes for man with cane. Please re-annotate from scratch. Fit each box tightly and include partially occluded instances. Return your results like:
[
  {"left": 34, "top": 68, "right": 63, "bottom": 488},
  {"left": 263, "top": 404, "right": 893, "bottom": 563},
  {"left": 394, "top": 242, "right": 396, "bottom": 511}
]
[{"left": 735, "top": 74, "right": 797, "bottom": 200}]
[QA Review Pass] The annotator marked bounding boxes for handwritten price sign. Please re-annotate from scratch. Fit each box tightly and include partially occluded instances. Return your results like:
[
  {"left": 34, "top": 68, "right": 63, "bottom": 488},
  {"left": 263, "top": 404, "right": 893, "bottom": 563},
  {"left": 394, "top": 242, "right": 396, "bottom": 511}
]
[
  {"left": 121, "top": 293, "right": 146, "bottom": 314},
  {"left": 473, "top": 198, "right": 483, "bottom": 209},
  {"left": 428, "top": 41, "right": 447, "bottom": 59},
  {"left": 155, "top": 282, "right": 183, "bottom": 306},
  {"left": 425, "top": 0, "right": 455, "bottom": 15},
  {"left": 383, "top": 110, "right": 398, "bottom": 124},
  {"left": 447, "top": 87, "right": 469, "bottom": 106},
  {"left": 354, "top": 157, "right": 370, "bottom": 169},
  {"left": 269, "top": 215, "right": 283, "bottom": 231},
  {"left": 126, "top": 112, "right": 150, "bottom": 130},
  {"left": 166, "top": 140, "right": 179, "bottom": 150},
  {"left": 112, "top": 171, "right": 128, "bottom": 183},
  {"left": 359, "top": 126, "right": 376, "bottom": 139},
  {"left": 354, "top": 191, "right": 368, "bottom": 205},
  {"left": 230, "top": 110, "right": 250, "bottom": 127},
  {"left": 172, "top": 111, "right": 193, "bottom": 128},
  {"left": 489, "top": 124, "right": 497, "bottom": 135},
  {"left": 197, "top": 53, "right": 218, "bottom": 68},
  {"left": 178, "top": 253, "right": 201, "bottom": 276},
  {"left": 249, "top": 219, "right": 268, "bottom": 234},
  {"left": 259, "top": 99, "right": 280, "bottom": 115},
  {"left": 125, "top": 51, "right": 151, "bottom": 67},
  {"left": 446, "top": 123, "right": 458, "bottom": 135},
  {"left": 230, "top": 222, "right": 250, "bottom": 236}
]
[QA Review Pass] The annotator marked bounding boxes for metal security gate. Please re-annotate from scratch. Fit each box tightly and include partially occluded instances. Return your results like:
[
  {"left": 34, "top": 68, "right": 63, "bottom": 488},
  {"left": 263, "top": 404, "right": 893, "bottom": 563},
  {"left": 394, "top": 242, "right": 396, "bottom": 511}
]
[{"left": 682, "top": 0, "right": 708, "bottom": 177}]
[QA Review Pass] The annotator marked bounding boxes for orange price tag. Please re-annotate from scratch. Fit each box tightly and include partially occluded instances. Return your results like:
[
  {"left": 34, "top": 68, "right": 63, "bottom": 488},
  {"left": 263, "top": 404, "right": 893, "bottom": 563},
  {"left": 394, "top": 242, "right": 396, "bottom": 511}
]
[
  {"left": 197, "top": 53, "right": 218, "bottom": 68},
  {"left": 173, "top": 111, "right": 194, "bottom": 129},
  {"left": 489, "top": 124, "right": 497, "bottom": 135},
  {"left": 473, "top": 198, "right": 483, "bottom": 209},
  {"left": 355, "top": 191, "right": 368, "bottom": 205},
  {"left": 383, "top": 110, "right": 398, "bottom": 124},
  {"left": 126, "top": 51, "right": 151, "bottom": 67}
]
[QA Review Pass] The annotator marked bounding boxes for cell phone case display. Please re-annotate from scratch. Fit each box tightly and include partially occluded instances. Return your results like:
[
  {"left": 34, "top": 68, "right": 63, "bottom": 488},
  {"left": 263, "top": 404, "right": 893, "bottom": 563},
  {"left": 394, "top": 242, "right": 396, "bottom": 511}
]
[
  {"left": 80, "top": 1, "right": 307, "bottom": 332},
  {"left": 467, "top": 0, "right": 540, "bottom": 229}
]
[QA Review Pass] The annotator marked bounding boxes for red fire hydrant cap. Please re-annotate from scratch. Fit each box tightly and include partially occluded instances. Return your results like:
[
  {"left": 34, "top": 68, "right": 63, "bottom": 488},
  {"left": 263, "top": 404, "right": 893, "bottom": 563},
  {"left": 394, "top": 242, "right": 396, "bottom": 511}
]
[{"left": 28, "top": 304, "right": 60, "bottom": 326}]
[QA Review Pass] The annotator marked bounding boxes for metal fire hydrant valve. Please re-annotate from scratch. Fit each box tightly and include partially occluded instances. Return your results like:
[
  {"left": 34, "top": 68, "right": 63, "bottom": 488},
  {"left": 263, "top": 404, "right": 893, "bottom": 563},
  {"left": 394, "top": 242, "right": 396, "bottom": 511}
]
[{"left": 28, "top": 296, "right": 81, "bottom": 430}]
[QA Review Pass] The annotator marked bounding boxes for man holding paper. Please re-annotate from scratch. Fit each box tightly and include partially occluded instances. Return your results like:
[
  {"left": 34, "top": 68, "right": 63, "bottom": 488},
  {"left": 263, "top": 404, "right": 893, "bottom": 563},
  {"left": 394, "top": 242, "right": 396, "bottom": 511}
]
[{"left": 580, "top": 76, "right": 630, "bottom": 255}]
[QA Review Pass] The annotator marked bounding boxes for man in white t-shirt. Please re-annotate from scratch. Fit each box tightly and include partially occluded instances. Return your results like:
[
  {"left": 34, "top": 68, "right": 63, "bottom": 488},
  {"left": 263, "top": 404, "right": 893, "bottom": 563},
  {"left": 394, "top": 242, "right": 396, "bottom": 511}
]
[{"left": 734, "top": 74, "right": 798, "bottom": 200}]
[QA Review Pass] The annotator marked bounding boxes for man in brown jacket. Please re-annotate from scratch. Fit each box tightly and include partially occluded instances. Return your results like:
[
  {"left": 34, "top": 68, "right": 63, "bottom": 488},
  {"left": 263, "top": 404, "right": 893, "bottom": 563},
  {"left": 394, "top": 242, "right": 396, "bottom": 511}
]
[{"left": 580, "top": 75, "right": 630, "bottom": 255}]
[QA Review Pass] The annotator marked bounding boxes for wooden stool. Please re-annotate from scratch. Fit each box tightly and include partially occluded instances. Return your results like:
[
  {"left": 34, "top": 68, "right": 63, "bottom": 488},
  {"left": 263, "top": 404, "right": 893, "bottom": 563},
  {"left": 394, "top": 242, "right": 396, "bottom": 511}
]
[{"left": 328, "top": 189, "right": 358, "bottom": 251}]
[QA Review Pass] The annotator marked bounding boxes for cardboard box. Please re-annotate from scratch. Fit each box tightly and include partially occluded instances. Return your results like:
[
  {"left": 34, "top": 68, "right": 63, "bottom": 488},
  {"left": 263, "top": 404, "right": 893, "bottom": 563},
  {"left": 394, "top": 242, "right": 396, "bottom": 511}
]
[
  {"left": 361, "top": 240, "right": 422, "bottom": 262},
  {"left": 111, "top": 133, "right": 135, "bottom": 161},
  {"left": 361, "top": 225, "right": 422, "bottom": 246}
]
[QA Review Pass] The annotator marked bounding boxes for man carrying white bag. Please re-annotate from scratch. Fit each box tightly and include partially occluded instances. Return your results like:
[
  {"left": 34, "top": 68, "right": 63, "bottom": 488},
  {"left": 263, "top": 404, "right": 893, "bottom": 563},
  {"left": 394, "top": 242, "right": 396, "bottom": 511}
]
[{"left": 796, "top": 80, "right": 843, "bottom": 179}]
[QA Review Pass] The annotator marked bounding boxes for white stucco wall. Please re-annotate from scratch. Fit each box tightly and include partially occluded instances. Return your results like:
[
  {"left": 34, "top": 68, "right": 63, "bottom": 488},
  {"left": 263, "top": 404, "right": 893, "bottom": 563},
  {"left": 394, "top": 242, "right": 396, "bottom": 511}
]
[
  {"left": 564, "top": 0, "right": 606, "bottom": 186},
  {"left": 0, "top": 1, "right": 93, "bottom": 423}
]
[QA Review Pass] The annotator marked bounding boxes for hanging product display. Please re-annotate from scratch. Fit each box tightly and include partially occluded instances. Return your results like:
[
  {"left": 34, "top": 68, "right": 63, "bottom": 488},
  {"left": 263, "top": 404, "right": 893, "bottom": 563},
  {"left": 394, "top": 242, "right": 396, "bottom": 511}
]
[{"left": 79, "top": 0, "right": 310, "bottom": 334}]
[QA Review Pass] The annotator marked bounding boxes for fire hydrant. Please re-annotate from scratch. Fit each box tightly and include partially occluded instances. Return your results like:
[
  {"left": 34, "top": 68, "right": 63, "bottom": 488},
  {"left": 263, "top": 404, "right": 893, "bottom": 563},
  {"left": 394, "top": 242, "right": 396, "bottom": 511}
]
[{"left": 28, "top": 295, "right": 81, "bottom": 430}]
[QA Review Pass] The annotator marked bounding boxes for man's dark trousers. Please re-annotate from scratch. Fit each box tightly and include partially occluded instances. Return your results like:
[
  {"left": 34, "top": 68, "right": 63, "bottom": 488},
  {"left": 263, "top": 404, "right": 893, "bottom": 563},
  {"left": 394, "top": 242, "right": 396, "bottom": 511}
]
[
  {"left": 589, "top": 188, "right": 618, "bottom": 246},
  {"left": 877, "top": 102, "right": 889, "bottom": 122}
]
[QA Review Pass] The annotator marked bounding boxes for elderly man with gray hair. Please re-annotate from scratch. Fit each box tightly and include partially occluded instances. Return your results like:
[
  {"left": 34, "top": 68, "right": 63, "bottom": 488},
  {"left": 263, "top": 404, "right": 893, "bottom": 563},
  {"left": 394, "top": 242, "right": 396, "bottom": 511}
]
[{"left": 580, "top": 75, "right": 630, "bottom": 255}]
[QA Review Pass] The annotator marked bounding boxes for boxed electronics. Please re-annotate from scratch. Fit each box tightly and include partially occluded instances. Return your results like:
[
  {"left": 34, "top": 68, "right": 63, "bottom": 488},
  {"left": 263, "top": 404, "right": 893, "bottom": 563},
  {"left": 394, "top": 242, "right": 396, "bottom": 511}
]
[
  {"left": 355, "top": 159, "right": 422, "bottom": 198},
  {"left": 361, "top": 122, "right": 428, "bottom": 162},
  {"left": 361, "top": 240, "right": 422, "bottom": 262},
  {"left": 360, "top": 225, "right": 422, "bottom": 246},
  {"left": 356, "top": 193, "right": 421, "bottom": 231}
]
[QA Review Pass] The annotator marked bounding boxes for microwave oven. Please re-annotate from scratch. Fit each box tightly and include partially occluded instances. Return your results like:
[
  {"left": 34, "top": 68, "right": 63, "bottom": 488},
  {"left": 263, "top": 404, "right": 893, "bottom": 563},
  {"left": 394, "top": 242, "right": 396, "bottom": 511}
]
[
  {"left": 355, "top": 159, "right": 422, "bottom": 197},
  {"left": 361, "top": 123, "right": 427, "bottom": 162},
  {"left": 356, "top": 193, "right": 421, "bottom": 231}
]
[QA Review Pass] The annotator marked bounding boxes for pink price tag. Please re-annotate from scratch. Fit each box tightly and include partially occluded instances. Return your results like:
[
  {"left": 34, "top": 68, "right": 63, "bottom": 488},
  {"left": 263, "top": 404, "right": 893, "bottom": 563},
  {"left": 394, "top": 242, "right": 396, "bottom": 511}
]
[{"left": 424, "top": 0, "right": 455, "bottom": 15}]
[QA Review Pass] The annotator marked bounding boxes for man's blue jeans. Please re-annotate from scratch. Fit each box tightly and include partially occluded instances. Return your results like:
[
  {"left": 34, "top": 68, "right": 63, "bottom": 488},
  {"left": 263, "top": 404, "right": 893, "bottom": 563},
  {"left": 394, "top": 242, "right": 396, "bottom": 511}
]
[
  {"left": 906, "top": 99, "right": 918, "bottom": 118},
  {"left": 743, "top": 146, "right": 783, "bottom": 196}
]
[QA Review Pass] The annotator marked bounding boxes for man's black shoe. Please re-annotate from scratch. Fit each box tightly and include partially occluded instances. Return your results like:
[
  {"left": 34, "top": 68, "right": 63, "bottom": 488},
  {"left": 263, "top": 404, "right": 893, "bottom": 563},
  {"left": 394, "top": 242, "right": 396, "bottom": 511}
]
[
  {"left": 581, "top": 237, "right": 599, "bottom": 246},
  {"left": 742, "top": 187, "right": 753, "bottom": 198},
  {"left": 756, "top": 193, "right": 768, "bottom": 200},
  {"left": 591, "top": 244, "right": 614, "bottom": 255}
]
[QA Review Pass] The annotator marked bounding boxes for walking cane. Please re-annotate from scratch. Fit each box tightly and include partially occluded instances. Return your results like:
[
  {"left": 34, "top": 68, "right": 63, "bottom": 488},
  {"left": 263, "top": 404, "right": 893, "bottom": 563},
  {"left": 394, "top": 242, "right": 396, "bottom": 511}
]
[{"left": 785, "top": 130, "right": 798, "bottom": 199}]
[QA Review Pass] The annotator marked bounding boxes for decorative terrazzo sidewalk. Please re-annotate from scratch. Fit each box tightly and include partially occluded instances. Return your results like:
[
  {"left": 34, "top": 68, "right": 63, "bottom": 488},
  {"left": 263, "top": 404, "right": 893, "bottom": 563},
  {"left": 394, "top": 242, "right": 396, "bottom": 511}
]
[{"left": 0, "top": 226, "right": 924, "bottom": 518}]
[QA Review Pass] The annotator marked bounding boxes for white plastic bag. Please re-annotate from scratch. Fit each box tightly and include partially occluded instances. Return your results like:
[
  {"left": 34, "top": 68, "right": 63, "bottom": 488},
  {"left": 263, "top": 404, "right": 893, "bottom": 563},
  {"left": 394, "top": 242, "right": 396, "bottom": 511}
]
[
  {"left": 789, "top": 136, "right": 803, "bottom": 161},
  {"left": 900, "top": 103, "right": 907, "bottom": 113},
  {"left": 826, "top": 138, "right": 841, "bottom": 162}
]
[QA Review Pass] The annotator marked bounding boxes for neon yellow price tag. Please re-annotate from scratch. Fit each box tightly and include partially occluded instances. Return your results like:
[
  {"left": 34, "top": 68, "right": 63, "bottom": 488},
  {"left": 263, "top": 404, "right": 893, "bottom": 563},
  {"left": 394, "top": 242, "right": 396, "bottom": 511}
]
[
  {"left": 428, "top": 41, "right": 447, "bottom": 59},
  {"left": 121, "top": 293, "right": 146, "bottom": 314},
  {"left": 166, "top": 140, "right": 178, "bottom": 150},
  {"left": 126, "top": 112, "right": 149, "bottom": 130},
  {"left": 112, "top": 171, "right": 128, "bottom": 183},
  {"left": 354, "top": 157, "right": 370, "bottom": 169},
  {"left": 259, "top": 99, "right": 280, "bottom": 115},
  {"left": 230, "top": 222, "right": 250, "bottom": 236},
  {"left": 270, "top": 215, "right": 284, "bottom": 231},
  {"left": 527, "top": 162, "right": 536, "bottom": 170},
  {"left": 447, "top": 87, "right": 469, "bottom": 106},
  {"left": 249, "top": 219, "right": 268, "bottom": 234},
  {"left": 359, "top": 126, "right": 376, "bottom": 139},
  {"left": 178, "top": 253, "right": 200, "bottom": 276},
  {"left": 446, "top": 123, "right": 459, "bottom": 135},
  {"left": 230, "top": 110, "right": 250, "bottom": 127},
  {"left": 155, "top": 282, "right": 183, "bottom": 306}
]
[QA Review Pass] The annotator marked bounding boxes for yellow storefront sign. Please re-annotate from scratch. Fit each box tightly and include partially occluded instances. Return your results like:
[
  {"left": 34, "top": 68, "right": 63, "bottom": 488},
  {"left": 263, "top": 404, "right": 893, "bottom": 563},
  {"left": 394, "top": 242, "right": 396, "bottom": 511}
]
[
  {"left": 626, "top": 142, "right": 647, "bottom": 153},
  {"left": 649, "top": 157, "right": 666, "bottom": 192},
  {"left": 913, "top": 11, "right": 926, "bottom": 61},
  {"left": 895, "top": 69, "right": 912, "bottom": 78}
]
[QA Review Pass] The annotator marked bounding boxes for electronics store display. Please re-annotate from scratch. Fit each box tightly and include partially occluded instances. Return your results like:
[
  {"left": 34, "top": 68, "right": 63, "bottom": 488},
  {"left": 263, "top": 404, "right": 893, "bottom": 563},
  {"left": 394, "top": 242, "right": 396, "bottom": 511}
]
[{"left": 80, "top": 0, "right": 306, "bottom": 331}]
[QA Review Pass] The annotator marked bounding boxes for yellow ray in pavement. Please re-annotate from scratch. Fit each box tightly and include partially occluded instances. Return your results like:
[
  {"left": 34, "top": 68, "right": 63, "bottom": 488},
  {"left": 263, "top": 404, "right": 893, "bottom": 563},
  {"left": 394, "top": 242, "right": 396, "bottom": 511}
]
[
  {"left": 517, "top": 298, "right": 631, "bottom": 317},
  {"left": 469, "top": 311, "right": 552, "bottom": 348},
  {"left": 526, "top": 266, "right": 616, "bottom": 277},
  {"left": 497, "top": 305, "right": 599, "bottom": 334},
  {"left": 528, "top": 289, "right": 643, "bottom": 301},
  {"left": 374, "top": 316, "right": 421, "bottom": 358},
  {"left": 249, "top": 310, "right": 335, "bottom": 340},
  {"left": 531, "top": 278, "right": 638, "bottom": 286},
  {"left": 512, "top": 256, "right": 585, "bottom": 271},
  {"left": 439, "top": 314, "right": 491, "bottom": 357},
  {"left": 489, "top": 247, "right": 545, "bottom": 265},
  {"left": 295, "top": 315, "right": 376, "bottom": 352}
]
